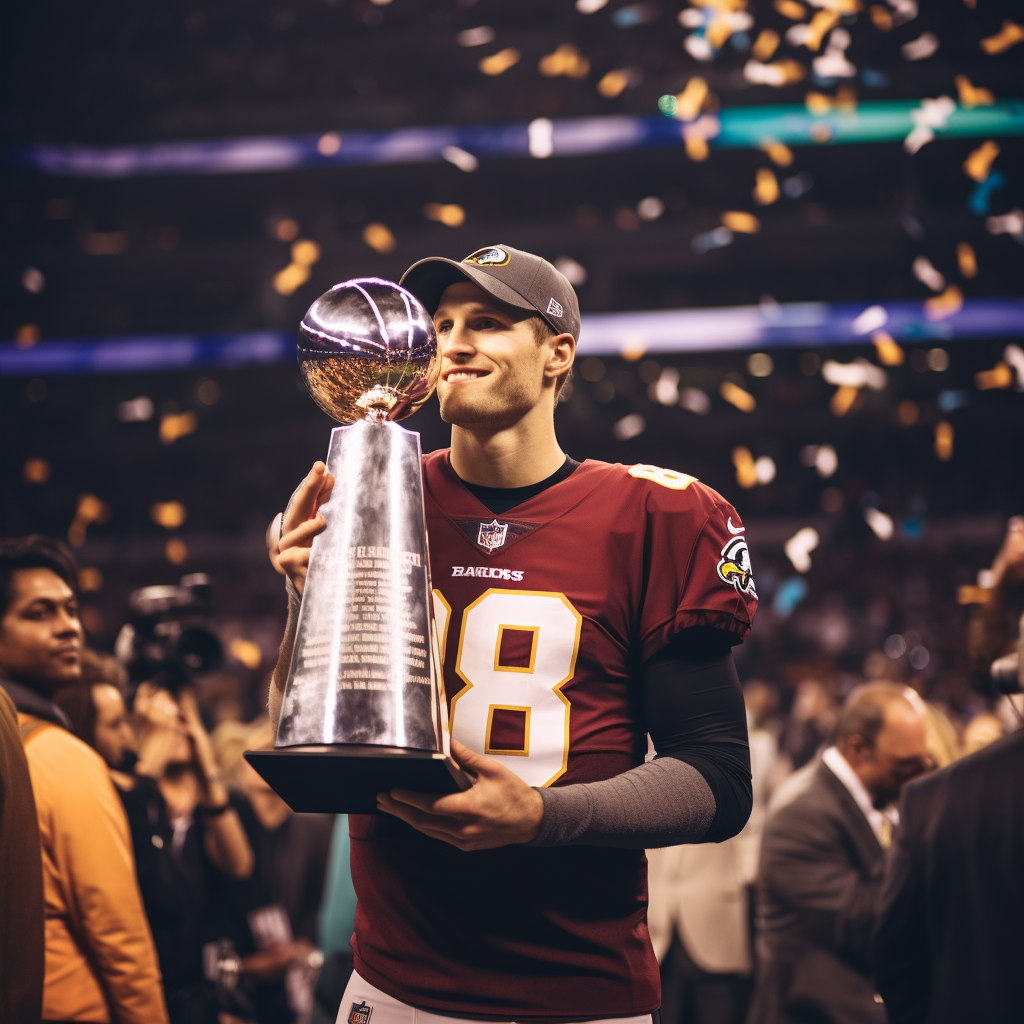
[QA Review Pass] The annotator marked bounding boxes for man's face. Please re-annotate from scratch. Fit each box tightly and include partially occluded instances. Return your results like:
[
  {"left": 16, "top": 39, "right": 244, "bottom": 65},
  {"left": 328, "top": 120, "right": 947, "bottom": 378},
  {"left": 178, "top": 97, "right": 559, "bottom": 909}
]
[
  {"left": 847, "top": 701, "right": 932, "bottom": 807},
  {"left": 0, "top": 568, "right": 82, "bottom": 692},
  {"left": 433, "top": 282, "right": 558, "bottom": 429},
  {"left": 92, "top": 683, "right": 134, "bottom": 769}
]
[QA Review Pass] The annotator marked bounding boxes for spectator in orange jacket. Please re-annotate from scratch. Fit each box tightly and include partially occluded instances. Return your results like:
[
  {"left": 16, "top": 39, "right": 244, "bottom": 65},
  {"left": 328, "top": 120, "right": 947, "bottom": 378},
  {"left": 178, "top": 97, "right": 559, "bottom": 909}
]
[{"left": 0, "top": 536, "right": 169, "bottom": 1024}]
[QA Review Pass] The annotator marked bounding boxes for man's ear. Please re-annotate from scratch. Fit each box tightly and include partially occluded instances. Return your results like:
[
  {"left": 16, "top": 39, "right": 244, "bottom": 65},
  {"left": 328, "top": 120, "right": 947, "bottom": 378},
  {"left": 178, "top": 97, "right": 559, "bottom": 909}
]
[{"left": 544, "top": 333, "right": 575, "bottom": 379}]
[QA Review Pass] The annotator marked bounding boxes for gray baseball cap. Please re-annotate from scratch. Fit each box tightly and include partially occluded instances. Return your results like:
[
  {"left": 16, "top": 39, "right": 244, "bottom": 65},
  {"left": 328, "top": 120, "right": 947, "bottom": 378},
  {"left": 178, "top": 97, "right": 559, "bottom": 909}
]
[{"left": 400, "top": 244, "right": 580, "bottom": 341}]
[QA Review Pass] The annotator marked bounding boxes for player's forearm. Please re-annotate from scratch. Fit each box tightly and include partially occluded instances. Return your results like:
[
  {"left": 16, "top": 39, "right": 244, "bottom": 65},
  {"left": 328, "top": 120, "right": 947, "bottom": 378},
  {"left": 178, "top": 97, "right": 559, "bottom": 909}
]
[
  {"left": 527, "top": 756, "right": 716, "bottom": 848},
  {"left": 269, "top": 577, "right": 301, "bottom": 732}
]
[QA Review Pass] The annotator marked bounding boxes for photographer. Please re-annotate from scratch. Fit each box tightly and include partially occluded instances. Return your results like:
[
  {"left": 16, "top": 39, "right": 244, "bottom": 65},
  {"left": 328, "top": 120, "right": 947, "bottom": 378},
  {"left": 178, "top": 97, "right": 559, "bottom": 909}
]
[{"left": 115, "top": 680, "right": 254, "bottom": 1024}]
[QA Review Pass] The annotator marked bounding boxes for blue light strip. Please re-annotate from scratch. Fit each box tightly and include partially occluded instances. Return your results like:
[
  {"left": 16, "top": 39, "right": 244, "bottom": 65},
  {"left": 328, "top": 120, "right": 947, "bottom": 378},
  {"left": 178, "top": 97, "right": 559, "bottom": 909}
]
[
  {"left": 3, "top": 298, "right": 1021, "bottom": 376},
  {"left": 16, "top": 100, "right": 1024, "bottom": 179}
]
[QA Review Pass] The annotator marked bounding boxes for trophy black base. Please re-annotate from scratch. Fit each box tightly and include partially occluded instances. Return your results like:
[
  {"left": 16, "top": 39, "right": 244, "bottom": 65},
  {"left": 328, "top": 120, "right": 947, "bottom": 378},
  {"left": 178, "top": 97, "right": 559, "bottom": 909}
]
[{"left": 244, "top": 744, "right": 473, "bottom": 814}]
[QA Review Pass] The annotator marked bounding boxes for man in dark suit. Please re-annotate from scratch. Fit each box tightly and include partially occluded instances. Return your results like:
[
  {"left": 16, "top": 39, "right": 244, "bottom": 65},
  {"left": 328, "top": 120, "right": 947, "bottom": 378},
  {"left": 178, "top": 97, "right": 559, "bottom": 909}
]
[
  {"left": 874, "top": 723, "right": 1024, "bottom": 1024},
  {"left": 748, "top": 683, "right": 932, "bottom": 1024}
]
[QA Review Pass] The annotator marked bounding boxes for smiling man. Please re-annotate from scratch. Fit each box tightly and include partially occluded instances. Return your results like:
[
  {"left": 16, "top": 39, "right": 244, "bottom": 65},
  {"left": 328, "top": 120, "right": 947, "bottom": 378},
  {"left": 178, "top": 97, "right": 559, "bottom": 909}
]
[{"left": 269, "top": 245, "right": 758, "bottom": 1023}]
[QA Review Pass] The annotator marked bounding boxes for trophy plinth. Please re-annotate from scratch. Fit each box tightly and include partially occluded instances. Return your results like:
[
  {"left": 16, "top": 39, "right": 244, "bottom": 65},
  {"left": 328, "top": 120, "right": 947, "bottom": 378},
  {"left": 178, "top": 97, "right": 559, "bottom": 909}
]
[{"left": 245, "top": 279, "right": 470, "bottom": 813}]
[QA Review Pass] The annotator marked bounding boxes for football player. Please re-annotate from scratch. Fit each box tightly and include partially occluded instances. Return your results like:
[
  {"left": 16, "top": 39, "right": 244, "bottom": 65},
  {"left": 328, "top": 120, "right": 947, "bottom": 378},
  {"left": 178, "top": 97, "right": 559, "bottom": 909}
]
[{"left": 268, "top": 245, "right": 757, "bottom": 1023}]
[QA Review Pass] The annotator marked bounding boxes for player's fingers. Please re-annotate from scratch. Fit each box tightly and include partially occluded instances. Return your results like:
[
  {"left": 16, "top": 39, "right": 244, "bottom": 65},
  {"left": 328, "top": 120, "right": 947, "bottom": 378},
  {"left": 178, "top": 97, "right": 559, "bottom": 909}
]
[
  {"left": 386, "top": 787, "right": 473, "bottom": 818},
  {"left": 376, "top": 794, "right": 462, "bottom": 834},
  {"left": 450, "top": 739, "right": 497, "bottom": 776},
  {"left": 314, "top": 471, "right": 335, "bottom": 513},
  {"left": 281, "top": 463, "right": 327, "bottom": 534},
  {"left": 279, "top": 514, "right": 327, "bottom": 551}
]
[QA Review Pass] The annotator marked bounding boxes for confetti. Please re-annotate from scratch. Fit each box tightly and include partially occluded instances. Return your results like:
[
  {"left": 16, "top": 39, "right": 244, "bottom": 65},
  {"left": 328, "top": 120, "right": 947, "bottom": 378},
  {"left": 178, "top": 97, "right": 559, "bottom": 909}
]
[
  {"left": 151, "top": 501, "right": 187, "bottom": 529},
  {"left": 721, "top": 381, "right": 757, "bottom": 412},
  {"left": 934, "top": 421, "right": 954, "bottom": 461},
  {"left": 805, "top": 92, "right": 832, "bottom": 116},
  {"left": 888, "top": 0, "right": 918, "bottom": 26},
  {"left": 743, "top": 59, "right": 807, "bottom": 86},
  {"left": 116, "top": 396, "right": 154, "bottom": 422},
  {"left": 15, "top": 323, "right": 40, "bottom": 348},
  {"left": 732, "top": 446, "right": 758, "bottom": 488},
  {"left": 1003, "top": 344, "right": 1024, "bottom": 390},
  {"left": 986, "top": 209, "right": 1024, "bottom": 238},
  {"left": 822, "top": 359, "right": 888, "bottom": 390},
  {"left": 23, "top": 457, "right": 51, "bottom": 484},
  {"left": 291, "top": 239, "right": 320, "bottom": 266},
  {"left": 896, "top": 399, "right": 919, "bottom": 425},
  {"left": 22, "top": 267, "right": 44, "bottom": 293},
  {"left": 871, "top": 331, "right": 905, "bottom": 366},
  {"left": 903, "top": 95, "right": 955, "bottom": 154},
  {"left": 68, "top": 494, "right": 110, "bottom": 548},
  {"left": 165, "top": 538, "right": 188, "bottom": 565},
  {"left": 954, "top": 75, "right": 994, "bottom": 108},
  {"left": 901, "top": 32, "right": 939, "bottom": 61},
  {"left": 752, "top": 169, "right": 780, "bottom": 205},
  {"left": 791, "top": 10, "right": 840, "bottom": 52},
  {"left": 457, "top": 26, "right": 496, "bottom": 47},
  {"left": 442, "top": 146, "right": 479, "bottom": 172},
  {"left": 979, "top": 20, "right": 1024, "bottom": 55},
  {"left": 274, "top": 218, "right": 299, "bottom": 241},
  {"left": 424, "top": 203, "right": 466, "bottom": 227},
  {"left": 773, "top": 0, "right": 807, "bottom": 20},
  {"left": 759, "top": 138, "right": 794, "bottom": 166},
  {"left": 613, "top": 413, "right": 646, "bottom": 441},
  {"left": 683, "top": 114, "right": 720, "bottom": 161},
  {"left": 159, "top": 411, "right": 198, "bottom": 444},
  {"left": 912, "top": 256, "right": 945, "bottom": 292},
  {"left": 829, "top": 385, "right": 861, "bottom": 416},
  {"left": 675, "top": 77, "right": 709, "bottom": 122},
  {"left": 363, "top": 222, "right": 396, "bottom": 253},
  {"left": 78, "top": 568, "right": 103, "bottom": 592},
  {"left": 528, "top": 118, "right": 555, "bottom": 158},
  {"left": 317, "top": 132, "right": 341, "bottom": 156},
  {"left": 692, "top": 226, "right": 733, "bottom": 252},
  {"left": 620, "top": 338, "right": 646, "bottom": 361},
  {"left": 963, "top": 140, "right": 999, "bottom": 182},
  {"left": 968, "top": 168, "right": 1006, "bottom": 216},
  {"left": 851, "top": 304, "right": 888, "bottom": 335},
  {"left": 864, "top": 507, "right": 895, "bottom": 540},
  {"left": 974, "top": 361, "right": 1013, "bottom": 390},
  {"left": 554, "top": 256, "right": 588, "bottom": 285},
  {"left": 598, "top": 70, "right": 630, "bottom": 97},
  {"left": 649, "top": 367, "right": 680, "bottom": 405},
  {"left": 752, "top": 29, "right": 780, "bottom": 60},
  {"left": 680, "top": 387, "right": 711, "bottom": 415},
  {"left": 229, "top": 637, "right": 263, "bottom": 669},
  {"left": 924, "top": 285, "right": 964, "bottom": 321},
  {"left": 539, "top": 44, "right": 590, "bottom": 79},
  {"left": 868, "top": 5, "right": 892, "bottom": 31},
  {"left": 747, "top": 352, "right": 774, "bottom": 377},
  {"left": 755, "top": 456, "right": 776, "bottom": 484},
  {"left": 956, "top": 242, "right": 977, "bottom": 278},
  {"left": 273, "top": 262, "right": 310, "bottom": 295},
  {"left": 478, "top": 48, "right": 521, "bottom": 76},
  {"left": 636, "top": 196, "right": 665, "bottom": 221},
  {"left": 784, "top": 526, "right": 819, "bottom": 573},
  {"left": 721, "top": 210, "right": 760, "bottom": 233},
  {"left": 800, "top": 444, "right": 838, "bottom": 477},
  {"left": 576, "top": 0, "right": 609, "bottom": 12}
]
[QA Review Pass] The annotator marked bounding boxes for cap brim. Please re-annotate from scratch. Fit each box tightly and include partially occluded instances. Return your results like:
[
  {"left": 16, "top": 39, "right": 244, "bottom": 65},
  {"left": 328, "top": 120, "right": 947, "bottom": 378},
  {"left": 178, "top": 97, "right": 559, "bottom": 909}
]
[{"left": 400, "top": 258, "right": 536, "bottom": 318}]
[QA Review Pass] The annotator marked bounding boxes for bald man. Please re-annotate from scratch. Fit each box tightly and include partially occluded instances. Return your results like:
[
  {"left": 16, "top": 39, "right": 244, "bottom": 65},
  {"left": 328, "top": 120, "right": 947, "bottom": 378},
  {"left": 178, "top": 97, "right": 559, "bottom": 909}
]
[{"left": 748, "top": 683, "right": 932, "bottom": 1024}]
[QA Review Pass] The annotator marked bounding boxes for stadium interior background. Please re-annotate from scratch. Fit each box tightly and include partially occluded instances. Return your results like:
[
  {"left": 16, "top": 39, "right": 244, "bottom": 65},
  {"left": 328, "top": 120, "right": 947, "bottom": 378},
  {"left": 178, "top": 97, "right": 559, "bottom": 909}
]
[{"left": 3, "top": 0, "right": 1022, "bottom": 723}]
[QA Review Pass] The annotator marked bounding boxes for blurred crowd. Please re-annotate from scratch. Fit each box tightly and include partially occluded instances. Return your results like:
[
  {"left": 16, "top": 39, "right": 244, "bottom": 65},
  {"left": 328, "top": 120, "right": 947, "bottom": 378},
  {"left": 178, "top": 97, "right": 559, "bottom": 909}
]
[{"left": 1, "top": 517, "right": 1021, "bottom": 1024}]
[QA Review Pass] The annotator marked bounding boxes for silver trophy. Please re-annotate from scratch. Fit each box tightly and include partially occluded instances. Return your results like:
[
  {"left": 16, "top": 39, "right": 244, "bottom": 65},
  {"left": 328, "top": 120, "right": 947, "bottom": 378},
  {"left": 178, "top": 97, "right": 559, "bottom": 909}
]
[{"left": 246, "top": 278, "right": 471, "bottom": 813}]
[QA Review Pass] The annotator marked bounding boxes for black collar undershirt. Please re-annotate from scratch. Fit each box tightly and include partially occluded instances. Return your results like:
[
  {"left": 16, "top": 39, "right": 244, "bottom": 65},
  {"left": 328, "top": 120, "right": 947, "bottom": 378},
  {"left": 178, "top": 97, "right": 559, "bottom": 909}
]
[{"left": 456, "top": 456, "right": 580, "bottom": 516}]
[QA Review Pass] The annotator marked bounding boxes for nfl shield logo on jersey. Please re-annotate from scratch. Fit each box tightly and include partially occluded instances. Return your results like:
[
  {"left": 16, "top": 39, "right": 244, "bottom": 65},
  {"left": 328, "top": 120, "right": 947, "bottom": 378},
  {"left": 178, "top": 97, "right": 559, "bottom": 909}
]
[
  {"left": 348, "top": 1001, "right": 373, "bottom": 1024},
  {"left": 477, "top": 519, "right": 509, "bottom": 551}
]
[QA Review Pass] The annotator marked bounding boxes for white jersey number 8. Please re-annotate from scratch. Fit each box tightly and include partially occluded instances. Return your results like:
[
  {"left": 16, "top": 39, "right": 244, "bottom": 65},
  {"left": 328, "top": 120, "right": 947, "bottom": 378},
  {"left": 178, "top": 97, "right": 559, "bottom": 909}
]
[{"left": 434, "top": 589, "right": 582, "bottom": 788}]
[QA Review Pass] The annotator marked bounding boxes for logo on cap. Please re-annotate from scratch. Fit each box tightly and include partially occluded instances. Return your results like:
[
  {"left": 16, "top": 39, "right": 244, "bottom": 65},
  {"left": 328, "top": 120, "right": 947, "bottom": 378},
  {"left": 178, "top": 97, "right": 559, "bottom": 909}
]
[
  {"left": 463, "top": 247, "right": 511, "bottom": 267},
  {"left": 546, "top": 297, "right": 564, "bottom": 318}
]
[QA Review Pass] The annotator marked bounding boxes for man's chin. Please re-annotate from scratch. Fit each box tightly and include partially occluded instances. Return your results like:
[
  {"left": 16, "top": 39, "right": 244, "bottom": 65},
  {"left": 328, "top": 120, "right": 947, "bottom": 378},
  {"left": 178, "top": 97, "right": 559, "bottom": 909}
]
[{"left": 439, "top": 392, "right": 528, "bottom": 431}]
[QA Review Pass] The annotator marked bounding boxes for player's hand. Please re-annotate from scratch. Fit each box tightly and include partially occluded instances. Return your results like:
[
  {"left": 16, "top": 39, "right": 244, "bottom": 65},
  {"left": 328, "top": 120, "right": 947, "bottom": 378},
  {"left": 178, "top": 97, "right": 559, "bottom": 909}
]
[
  {"left": 275, "top": 462, "right": 335, "bottom": 596},
  {"left": 377, "top": 739, "right": 545, "bottom": 851}
]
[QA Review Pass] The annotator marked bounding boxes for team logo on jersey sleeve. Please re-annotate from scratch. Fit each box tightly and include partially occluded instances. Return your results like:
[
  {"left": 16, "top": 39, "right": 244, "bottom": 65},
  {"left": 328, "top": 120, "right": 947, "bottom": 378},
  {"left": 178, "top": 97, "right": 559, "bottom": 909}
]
[
  {"left": 463, "top": 246, "right": 511, "bottom": 267},
  {"left": 348, "top": 1001, "right": 373, "bottom": 1024},
  {"left": 477, "top": 519, "right": 509, "bottom": 551},
  {"left": 717, "top": 536, "right": 756, "bottom": 595}
]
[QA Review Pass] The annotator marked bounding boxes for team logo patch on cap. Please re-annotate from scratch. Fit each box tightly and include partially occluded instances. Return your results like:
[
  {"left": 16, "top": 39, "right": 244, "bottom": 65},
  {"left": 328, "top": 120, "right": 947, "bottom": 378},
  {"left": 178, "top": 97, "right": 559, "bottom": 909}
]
[
  {"left": 717, "top": 536, "right": 756, "bottom": 596},
  {"left": 347, "top": 1001, "right": 373, "bottom": 1024},
  {"left": 463, "top": 246, "right": 511, "bottom": 267},
  {"left": 546, "top": 297, "right": 564, "bottom": 318},
  {"left": 477, "top": 519, "right": 509, "bottom": 551}
]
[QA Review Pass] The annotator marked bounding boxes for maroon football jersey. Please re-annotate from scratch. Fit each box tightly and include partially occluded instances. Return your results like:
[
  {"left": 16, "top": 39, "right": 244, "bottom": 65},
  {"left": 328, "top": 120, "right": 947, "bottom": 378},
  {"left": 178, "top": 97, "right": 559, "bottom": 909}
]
[{"left": 349, "top": 451, "right": 757, "bottom": 1019}]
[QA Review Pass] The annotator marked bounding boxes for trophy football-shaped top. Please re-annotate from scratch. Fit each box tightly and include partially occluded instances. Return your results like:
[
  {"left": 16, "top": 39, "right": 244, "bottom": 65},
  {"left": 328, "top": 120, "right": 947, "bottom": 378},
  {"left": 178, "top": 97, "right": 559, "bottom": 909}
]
[
  {"left": 247, "top": 278, "right": 470, "bottom": 813},
  {"left": 297, "top": 277, "right": 439, "bottom": 423}
]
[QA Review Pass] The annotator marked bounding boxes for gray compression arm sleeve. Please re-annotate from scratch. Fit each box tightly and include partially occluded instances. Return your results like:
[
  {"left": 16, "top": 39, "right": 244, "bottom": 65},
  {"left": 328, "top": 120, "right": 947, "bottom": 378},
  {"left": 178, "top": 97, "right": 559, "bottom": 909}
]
[
  {"left": 527, "top": 757, "right": 716, "bottom": 848},
  {"left": 268, "top": 578, "right": 301, "bottom": 733}
]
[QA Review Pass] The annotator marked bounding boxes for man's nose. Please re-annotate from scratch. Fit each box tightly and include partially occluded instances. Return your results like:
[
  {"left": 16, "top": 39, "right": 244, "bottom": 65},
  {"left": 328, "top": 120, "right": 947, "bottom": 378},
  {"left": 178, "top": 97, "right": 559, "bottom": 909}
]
[
  {"left": 54, "top": 609, "right": 81, "bottom": 637},
  {"left": 441, "top": 323, "right": 476, "bottom": 357}
]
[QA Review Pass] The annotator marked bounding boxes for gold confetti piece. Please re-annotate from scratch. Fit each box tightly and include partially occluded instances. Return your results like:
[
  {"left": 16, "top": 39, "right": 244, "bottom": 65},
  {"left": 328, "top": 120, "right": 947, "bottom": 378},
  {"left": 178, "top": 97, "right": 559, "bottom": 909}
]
[
  {"left": 957, "top": 585, "right": 989, "bottom": 605},
  {"left": 165, "top": 538, "right": 188, "bottom": 565},
  {"left": 975, "top": 361, "right": 1013, "bottom": 389},
  {"left": 732, "top": 446, "right": 758, "bottom": 488},
  {"left": 598, "top": 69, "right": 629, "bottom": 97},
  {"left": 835, "top": 86, "right": 857, "bottom": 113},
  {"left": 744, "top": 58, "right": 807, "bottom": 87},
  {"left": 620, "top": 340, "right": 647, "bottom": 362},
  {"left": 810, "top": 122, "right": 832, "bottom": 143},
  {"left": 291, "top": 239, "right": 321, "bottom": 267},
  {"left": 706, "top": 14, "right": 736, "bottom": 50},
  {"left": 721, "top": 211, "right": 761, "bottom": 234},
  {"left": 159, "top": 410, "right": 198, "bottom": 445},
  {"left": 362, "top": 222, "right": 396, "bottom": 254},
  {"left": 23, "top": 457, "right": 51, "bottom": 484},
  {"left": 872, "top": 331, "right": 905, "bottom": 366},
  {"left": 805, "top": 91, "right": 832, "bottom": 115},
  {"left": 830, "top": 385, "right": 860, "bottom": 416},
  {"left": 538, "top": 44, "right": 590, "bottom": 79},
  {"left": 682, "top": 114, "right": 720, "bottom": 161},
  {"left": 896, "top": 399, "right": 919, "bottom": 426},
  {"left": 15, "top": 323, "right": 39, "bottom": 348},
  {"left": 980, "top": 20, "right": 1024, "bottom": 55},
  {"left": 963, "top": 140, "right": 999, "bottom": 182},
  {"left": 274, "top": 218, "right": 299, "bottom": 241},
  {"left": 924, "top": 285, "right": 964, "bottom": 322},
  {"left": 804, "top": 10, "right": 840, "bottom": 51},
  {"left": 675, "top": 77, "right": 709, "bottom": 121},
  {"left": 753, "top": 168, "right": 780, "bottom": 205},
  {"left": 78, "top": 567, "right": 103, "bottom": 592},
  {"left": 869, "top": 4, "right": 892, "bottom": 30},
  {"left": 956, "top": 242, "right": 978, "bottom": 278},
  {"left": 151, "top": 501, "right": 187, "bottom": 530},
  {"left": 720, "top": 381, "right": 757, "bottom": 412},
  {"left": 752, "top": 29, "right": 780, "bottom": 61},
  {"left": 273, "top": 263, "right": 311, "bottom": 295},
  {"left": 68, "top": 494, "right": 111, "bottom": 547},
  {"left": 229, "top": 637, "right": 263, "bottom": 669},
  {"left": 759, "top": 138, "right": 794, "bottom": 166},
  {"left": 424, "top": 203, "right": 466, "bottom": 227},
  {"left": 774, "top": 0, "right": 807, "bottom": 19},
  {"left": 954, "top": 75, "right": 994, "bottom": 109},
  {"left": 479, "top": 48, "right": 521, "bottom": 76},
  {"left": 934, "top": 420, "right": 954, "bottom": 461}
]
